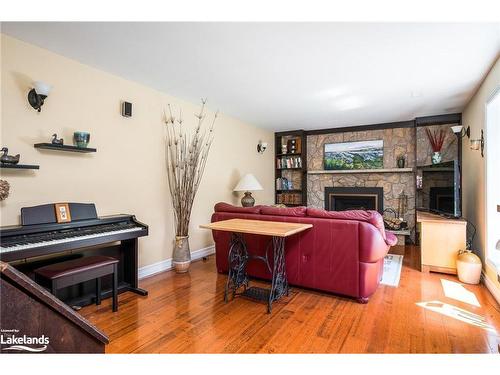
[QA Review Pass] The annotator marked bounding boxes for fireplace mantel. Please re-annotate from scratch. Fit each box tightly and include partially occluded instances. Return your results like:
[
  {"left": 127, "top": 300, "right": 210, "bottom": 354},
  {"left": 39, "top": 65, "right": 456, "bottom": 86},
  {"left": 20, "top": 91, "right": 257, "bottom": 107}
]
[{"left": 308, "top": 168, "right": 413, "bottom": 175}]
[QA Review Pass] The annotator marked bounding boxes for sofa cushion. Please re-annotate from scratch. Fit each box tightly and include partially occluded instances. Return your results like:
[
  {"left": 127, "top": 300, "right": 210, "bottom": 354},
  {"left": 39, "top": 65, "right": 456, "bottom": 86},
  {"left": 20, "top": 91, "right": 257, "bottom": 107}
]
[
  {"left": 306, "top": 208, "right": 386, "bottom": 239},
  {"left": 214, "top": 202, "right": 262, "bottom": 214},
  {"left": 260, "top": 206, "right": 307, "bottom": 217}
]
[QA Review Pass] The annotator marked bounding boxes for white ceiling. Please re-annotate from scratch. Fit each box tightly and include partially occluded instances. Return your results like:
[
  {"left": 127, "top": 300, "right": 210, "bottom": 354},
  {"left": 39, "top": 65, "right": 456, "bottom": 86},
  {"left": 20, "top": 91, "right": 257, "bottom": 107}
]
[{"left": 2, "top": 22, "right": 499, "bottom": 131}]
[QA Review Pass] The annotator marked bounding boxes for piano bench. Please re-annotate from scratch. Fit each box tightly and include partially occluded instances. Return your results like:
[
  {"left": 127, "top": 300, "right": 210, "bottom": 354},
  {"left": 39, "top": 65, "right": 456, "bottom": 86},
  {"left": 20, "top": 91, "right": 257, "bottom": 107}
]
[{"left": 34, "top": 255, "right": 119, "bottom": 312}]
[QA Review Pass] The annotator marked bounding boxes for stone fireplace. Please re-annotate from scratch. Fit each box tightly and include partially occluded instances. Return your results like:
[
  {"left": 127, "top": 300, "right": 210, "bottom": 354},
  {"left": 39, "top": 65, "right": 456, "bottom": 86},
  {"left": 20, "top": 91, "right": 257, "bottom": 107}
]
[
  {"left": 304, "top": 123, "right": 458, "bottom": 244},
  {"left": 325, "top": 187, "right": 384, "bottom": 213},
  {"left": 306, "top": 127, "right": 417, "bottom": 241}
]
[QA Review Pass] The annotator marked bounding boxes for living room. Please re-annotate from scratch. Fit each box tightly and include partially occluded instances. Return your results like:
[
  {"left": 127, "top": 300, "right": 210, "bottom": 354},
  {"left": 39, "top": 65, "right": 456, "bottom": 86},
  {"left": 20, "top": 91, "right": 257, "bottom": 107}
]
[{"left": 1, "top": 1, "right": 500, "bottom": 372}]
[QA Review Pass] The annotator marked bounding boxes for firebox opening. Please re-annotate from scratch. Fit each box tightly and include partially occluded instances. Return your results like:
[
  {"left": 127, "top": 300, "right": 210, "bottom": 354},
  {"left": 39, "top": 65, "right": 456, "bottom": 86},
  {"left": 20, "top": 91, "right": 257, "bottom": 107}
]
[{"left": 325, "top": 187, "right": 384, "bottom": 214}]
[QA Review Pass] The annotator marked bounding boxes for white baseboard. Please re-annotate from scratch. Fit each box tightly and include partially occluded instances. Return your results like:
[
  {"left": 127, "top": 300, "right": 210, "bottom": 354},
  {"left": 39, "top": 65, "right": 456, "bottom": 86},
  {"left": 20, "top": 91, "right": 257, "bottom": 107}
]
[
  {"left": 138, "top": 245, "right": 215, "bottom": 280},
  {"left": 481, "top": 271, "right": 500, "bottom": 306}
]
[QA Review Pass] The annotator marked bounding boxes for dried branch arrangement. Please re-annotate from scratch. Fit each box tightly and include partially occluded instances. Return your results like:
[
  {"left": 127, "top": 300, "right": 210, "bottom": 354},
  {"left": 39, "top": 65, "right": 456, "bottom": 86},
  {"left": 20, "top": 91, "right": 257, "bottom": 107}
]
[
  {"left": 164, "top": 99, "right": 217, "bottom": 236},
  {"left": 425, "top": 127, "right": 446, "bottom": 152}
]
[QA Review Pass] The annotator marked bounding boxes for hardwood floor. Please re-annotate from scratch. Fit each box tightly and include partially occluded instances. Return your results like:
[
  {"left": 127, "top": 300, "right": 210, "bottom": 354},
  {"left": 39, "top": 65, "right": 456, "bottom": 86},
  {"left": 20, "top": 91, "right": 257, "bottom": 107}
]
[{"left": 80, "top": 246, "right": 500, "bottom": 353}]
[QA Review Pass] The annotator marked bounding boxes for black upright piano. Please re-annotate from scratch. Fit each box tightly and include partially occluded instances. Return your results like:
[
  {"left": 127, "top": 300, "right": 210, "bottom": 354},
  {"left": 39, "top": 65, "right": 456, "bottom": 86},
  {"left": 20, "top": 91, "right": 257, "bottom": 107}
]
[{"left": 0, "top": 202, "right": 149, "bottom": 307}]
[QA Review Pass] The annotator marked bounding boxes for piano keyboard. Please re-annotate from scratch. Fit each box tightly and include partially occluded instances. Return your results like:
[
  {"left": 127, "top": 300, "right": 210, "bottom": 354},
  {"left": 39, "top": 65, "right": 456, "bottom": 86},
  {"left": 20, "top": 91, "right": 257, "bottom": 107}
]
[{"left": 0, "top": 224, "right": 144, "bottom": 253}]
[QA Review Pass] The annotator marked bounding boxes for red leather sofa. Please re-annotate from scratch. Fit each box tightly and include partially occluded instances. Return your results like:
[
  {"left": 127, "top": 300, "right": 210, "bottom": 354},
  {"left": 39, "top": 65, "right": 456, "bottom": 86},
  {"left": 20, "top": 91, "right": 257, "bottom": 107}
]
[{"left": 210, "top": 203, "right": 397, "bottom": 303}]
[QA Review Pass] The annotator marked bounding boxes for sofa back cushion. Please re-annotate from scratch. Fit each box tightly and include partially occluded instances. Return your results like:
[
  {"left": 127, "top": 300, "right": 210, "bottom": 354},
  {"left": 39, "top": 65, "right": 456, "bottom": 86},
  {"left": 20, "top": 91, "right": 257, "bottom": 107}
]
[
  {"left": 306, "top": 208, "right": 386, "bottom": 239},
  {"left": 212, "top": 203, "right": 385, "bottom": 240},
  {"left": 214, "top": 202, "right": 262, "bottom": 214},
  {"left": 260, "top": 206, "right": 307, "bottom": 217}
]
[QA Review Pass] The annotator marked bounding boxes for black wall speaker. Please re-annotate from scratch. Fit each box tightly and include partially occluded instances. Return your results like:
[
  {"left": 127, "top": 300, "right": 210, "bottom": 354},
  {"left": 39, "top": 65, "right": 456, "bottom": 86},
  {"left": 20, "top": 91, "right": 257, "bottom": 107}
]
[{"left": 122, "top": 101, "right": 132, "bottom": 117}]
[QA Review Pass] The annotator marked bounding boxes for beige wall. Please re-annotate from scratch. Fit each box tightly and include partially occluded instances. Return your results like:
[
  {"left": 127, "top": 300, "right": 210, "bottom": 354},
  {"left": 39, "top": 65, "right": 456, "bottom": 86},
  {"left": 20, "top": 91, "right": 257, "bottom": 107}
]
[
  {"left": 462, "top": 56, "right": 500, "bottom": 295},
  {"left": 0, "top": 34, "right": 274, "bottom": 268}
]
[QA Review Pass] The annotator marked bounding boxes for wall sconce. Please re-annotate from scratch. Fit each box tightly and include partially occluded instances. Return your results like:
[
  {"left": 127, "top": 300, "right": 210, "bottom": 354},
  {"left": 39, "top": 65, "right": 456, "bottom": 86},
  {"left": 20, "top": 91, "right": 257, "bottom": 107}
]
[
  {"left": 28, "top": 81, "right": 51, "bottom": 112},
  {"left": 257, "top": 141, "right": 268, "bottom": 154},
  {"left": 470, "top": 130, "right": 484, "bottom": 157},
  {"left": 451, "top": 125, "right": 470, "bottom": 139},
  {"left": 451, "top": 125, "right": 484, "bottom": 157}
]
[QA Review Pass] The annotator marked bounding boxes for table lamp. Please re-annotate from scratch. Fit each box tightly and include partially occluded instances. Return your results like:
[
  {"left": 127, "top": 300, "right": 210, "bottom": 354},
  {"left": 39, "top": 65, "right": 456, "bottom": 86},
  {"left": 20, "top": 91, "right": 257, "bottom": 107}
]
[{"left": 233, "top": 173, "right": 263, "bottom": 207}]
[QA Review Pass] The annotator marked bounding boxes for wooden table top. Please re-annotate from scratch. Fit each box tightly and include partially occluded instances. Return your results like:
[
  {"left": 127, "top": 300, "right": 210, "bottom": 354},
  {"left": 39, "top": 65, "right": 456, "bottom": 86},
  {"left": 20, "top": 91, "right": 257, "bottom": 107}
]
[{"left": 199, "top": 218, "right": 312, "bottom": 237}]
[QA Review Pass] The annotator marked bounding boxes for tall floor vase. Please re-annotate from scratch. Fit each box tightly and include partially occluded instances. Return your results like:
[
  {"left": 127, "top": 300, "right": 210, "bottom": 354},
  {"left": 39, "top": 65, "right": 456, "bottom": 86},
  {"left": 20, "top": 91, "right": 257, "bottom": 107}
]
[{"left": 173, "top": 235, "right": 191, "bottom": 273}]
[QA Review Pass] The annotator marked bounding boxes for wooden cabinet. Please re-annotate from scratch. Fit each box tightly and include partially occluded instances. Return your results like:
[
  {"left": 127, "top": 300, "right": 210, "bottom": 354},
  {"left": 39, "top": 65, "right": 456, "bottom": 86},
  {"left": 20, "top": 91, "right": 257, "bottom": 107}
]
[{"left": 417, "top": 211, "right": 467, "bottom": 274}]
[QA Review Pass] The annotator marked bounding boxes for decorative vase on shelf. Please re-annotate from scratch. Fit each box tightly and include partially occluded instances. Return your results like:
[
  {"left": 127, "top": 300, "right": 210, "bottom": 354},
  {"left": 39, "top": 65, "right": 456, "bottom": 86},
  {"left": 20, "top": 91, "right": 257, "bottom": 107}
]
[
  {"left": 396, "top": 155, "right": 406, "bottom": 168},
  {"left": 173, "top": 235, "right": 191, "bottom": 273},
  {"left": 73, "top": 131, "right": 90, "bottom": 148},
  {"left": 426, "top": 128, "right": 445, "bottom": 165},
  {"left": 431, "top": 151, "right": 442, "bottom": 164}
]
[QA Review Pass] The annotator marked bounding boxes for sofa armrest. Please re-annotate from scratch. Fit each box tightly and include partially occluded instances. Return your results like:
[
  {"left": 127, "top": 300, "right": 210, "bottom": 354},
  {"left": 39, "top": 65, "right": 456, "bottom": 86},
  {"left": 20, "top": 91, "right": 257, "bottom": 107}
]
[
  {"left": 385, "top": 232, "right": 398, "bottom": 247},
  {"left": 358, "top": 222, "right": 391, "bottom": 263}
]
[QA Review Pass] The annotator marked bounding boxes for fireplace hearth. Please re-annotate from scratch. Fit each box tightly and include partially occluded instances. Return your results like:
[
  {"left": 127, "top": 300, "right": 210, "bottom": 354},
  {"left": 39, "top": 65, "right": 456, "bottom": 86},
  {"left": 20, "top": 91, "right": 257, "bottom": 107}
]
[{"left": 325, "top": 187, "right": 384, "bottom": 213}]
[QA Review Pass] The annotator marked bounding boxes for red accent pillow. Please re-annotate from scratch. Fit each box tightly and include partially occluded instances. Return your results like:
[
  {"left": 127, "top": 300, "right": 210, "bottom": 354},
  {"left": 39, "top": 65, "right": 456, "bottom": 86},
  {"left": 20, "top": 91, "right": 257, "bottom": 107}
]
[
  {"left": 213, "top": 202, "right": 262, "bottom": 214},
  {"left": 306, "top": 208, "right": 386, "bottom": 239},
  {"left": 260, "top": 206, "right": 307, "bottom": 217}
]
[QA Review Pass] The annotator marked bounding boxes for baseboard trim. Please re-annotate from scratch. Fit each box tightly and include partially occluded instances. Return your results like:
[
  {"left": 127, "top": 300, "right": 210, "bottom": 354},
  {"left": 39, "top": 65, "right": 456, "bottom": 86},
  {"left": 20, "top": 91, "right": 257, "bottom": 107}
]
[
  {"left": 481, "top": 271, "right": 500, "bottom": 306},
  {"left": 138, "top": 245, "right": 215, "bottom": 280}
]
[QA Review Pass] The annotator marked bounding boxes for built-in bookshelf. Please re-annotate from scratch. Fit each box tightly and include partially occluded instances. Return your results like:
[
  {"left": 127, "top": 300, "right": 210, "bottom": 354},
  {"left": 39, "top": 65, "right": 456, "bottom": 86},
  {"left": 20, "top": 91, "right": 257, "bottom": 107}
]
[{"left": 274, "top": 130, "right": 307, "bottom": 207}]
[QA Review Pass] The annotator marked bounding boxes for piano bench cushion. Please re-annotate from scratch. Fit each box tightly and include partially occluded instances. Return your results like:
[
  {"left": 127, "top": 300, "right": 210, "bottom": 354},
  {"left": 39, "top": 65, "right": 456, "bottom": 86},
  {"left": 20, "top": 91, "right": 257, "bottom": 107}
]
[{"left": 34, "top": 255, "right": 119, "bottom": 280}]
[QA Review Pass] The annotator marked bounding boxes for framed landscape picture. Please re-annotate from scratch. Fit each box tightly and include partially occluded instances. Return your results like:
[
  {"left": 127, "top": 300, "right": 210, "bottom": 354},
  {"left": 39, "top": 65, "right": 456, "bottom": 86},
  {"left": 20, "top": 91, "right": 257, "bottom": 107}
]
[{"left": 324, "top": 140, "right": 384, "bottom": 170}]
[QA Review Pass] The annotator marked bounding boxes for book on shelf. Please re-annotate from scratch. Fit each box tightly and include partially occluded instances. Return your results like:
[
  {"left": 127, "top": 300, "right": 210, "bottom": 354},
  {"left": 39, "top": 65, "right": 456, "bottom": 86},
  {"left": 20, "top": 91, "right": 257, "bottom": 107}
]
[
  {"left": 276, "top": 192, "right": 302, "bottom": 205},
  {"left": 276, "top": 155, "right": 302, "bottom": 169},
  {"left": 276, "top": 177, "right": 293, "bottom": 190}
]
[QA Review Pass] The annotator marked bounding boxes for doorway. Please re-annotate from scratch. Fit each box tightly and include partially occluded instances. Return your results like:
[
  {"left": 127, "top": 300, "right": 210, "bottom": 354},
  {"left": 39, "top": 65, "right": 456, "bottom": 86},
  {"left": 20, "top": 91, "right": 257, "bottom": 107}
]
[{"left": 486, "top": 87, "right": 500, "bottom": 269}]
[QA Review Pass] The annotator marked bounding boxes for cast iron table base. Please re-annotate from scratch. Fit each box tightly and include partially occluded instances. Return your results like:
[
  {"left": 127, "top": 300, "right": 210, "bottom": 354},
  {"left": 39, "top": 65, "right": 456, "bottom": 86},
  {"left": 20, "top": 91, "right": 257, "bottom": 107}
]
[{"left": 224, "top": 233, "right": 289, "bottom": 313}]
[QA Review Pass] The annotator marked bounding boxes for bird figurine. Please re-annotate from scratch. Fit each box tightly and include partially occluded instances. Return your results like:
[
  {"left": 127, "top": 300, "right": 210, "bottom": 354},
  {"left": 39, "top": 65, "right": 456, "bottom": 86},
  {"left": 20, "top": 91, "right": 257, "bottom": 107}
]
[
  {"left": 0, "top": 147, "right": 20, "bottom": 165},
  {"left": 51, "top": 133, "right": 64, "bottom": 146}
]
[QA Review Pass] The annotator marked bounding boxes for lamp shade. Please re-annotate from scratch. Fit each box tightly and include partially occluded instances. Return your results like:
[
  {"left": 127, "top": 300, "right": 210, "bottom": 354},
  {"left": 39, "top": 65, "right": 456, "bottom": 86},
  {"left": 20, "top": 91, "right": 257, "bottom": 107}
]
[
  {"left": 470, "top": 139, "right": 481, "bottom": 150},
  {"left": 451, "top": 125, "right": 463, "bottom": 134},
  {"left": 233, "top": 174, "right": 263, "bottom": 192},
  {"left": 33, "top": 81, "right": 51, "bottom": 96}
]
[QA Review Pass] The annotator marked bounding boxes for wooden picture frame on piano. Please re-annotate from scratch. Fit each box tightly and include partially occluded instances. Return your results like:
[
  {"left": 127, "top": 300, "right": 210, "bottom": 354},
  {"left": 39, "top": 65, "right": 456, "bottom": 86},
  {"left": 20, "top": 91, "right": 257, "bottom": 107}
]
[{"left": 55, "top": 203, "right": 71, "bottom": 223}]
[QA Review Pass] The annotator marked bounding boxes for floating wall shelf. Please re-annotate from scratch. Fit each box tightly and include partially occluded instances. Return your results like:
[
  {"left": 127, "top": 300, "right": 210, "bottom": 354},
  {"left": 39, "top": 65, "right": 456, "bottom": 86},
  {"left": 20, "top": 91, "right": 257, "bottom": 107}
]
[
  {"left": 1, "top": 164, "right": 39, "bottom": 170},
  {"left": 418, "top": 167, "right": 454, "bottom": 172},
  {"left": 307, "top": 168, "right": 414, "bottom": 175},
  {"left": 34, "top": 143, "right": 97, "bottom": 153},
  {"left": 276, "top": 153, "right": 302, "bottom": 157}
]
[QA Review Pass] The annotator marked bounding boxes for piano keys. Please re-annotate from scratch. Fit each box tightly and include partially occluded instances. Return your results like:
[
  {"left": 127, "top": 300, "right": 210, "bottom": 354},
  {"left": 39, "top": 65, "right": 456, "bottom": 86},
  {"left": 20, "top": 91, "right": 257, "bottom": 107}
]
[
  {"left": 0, "top": 202, "right": 149, "bottom": 306},
  {"left": 1, "top": 215, "right": 147, "bottom": 261}
]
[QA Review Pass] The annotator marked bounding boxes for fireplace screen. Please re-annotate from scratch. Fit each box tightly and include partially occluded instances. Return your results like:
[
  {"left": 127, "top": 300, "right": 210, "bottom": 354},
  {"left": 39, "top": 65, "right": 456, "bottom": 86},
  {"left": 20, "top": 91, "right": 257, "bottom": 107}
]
[{"left": 325, "top": 187, "right": 384, "bottom": 213}]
